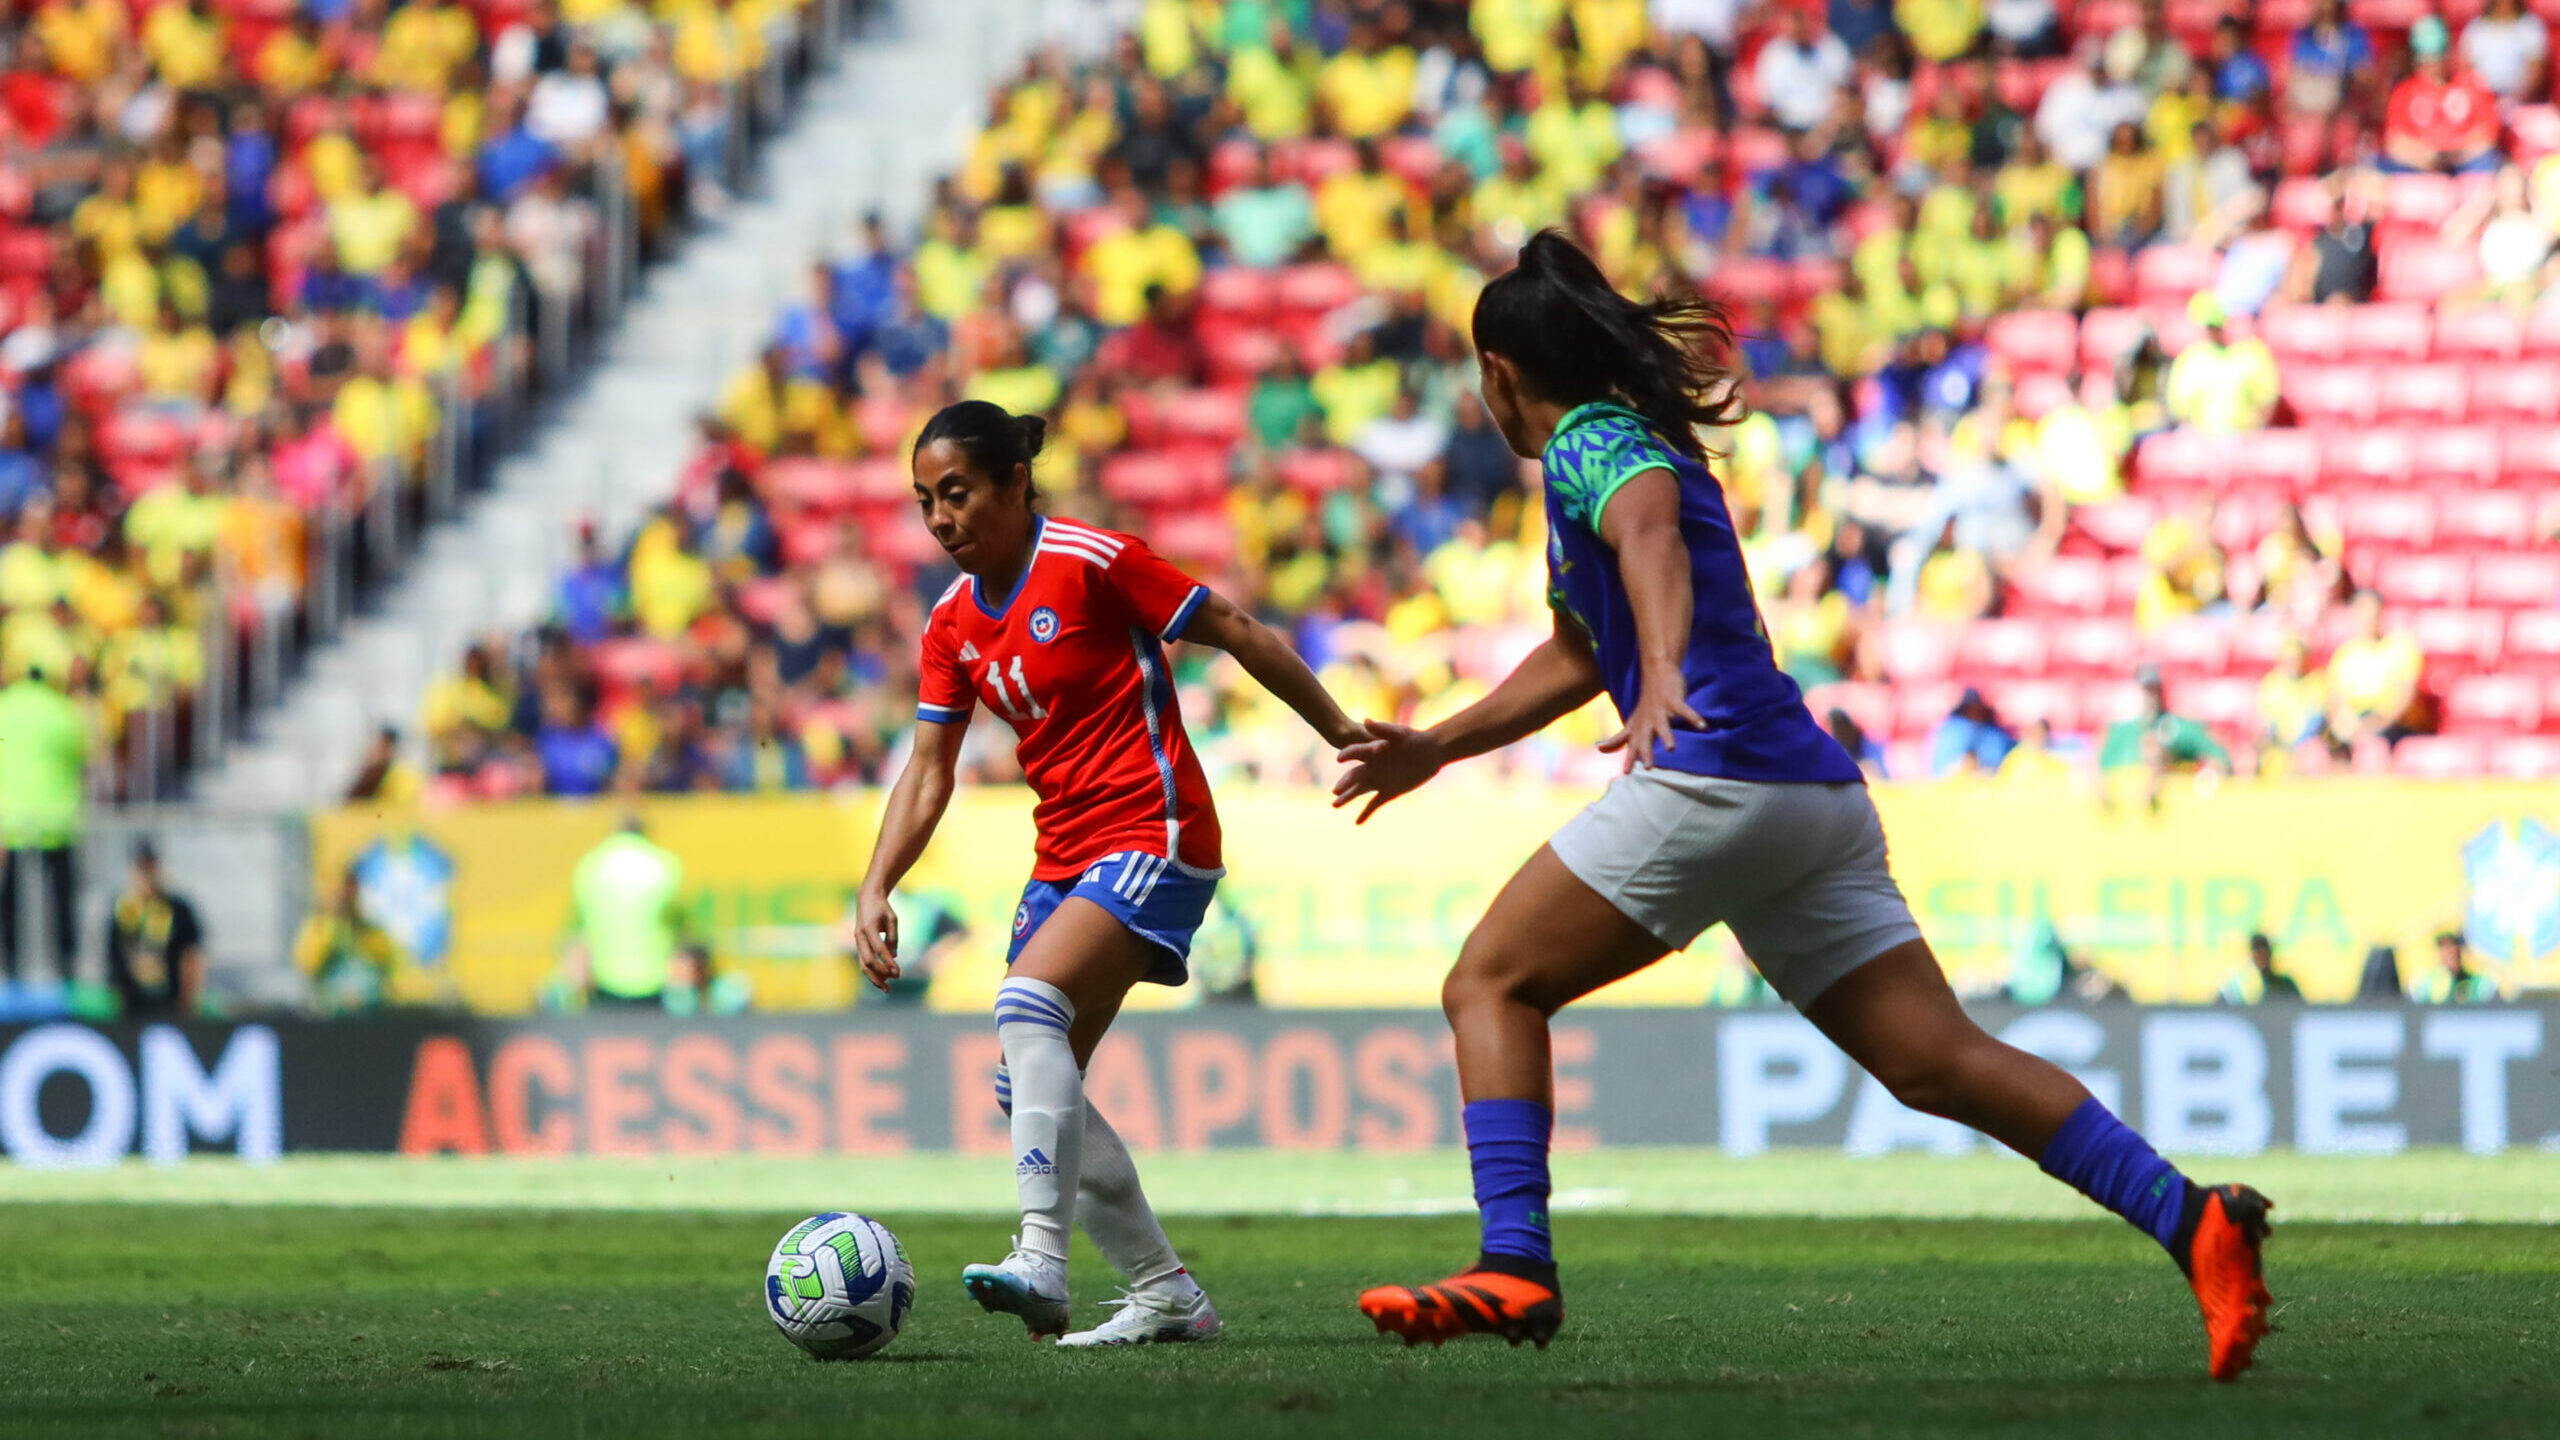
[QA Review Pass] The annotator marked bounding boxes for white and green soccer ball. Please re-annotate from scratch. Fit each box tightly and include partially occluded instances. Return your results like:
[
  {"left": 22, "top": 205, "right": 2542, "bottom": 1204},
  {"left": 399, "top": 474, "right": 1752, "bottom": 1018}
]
[{"left": 764, "top": 1212, "right": 915, "bottom": 1359}]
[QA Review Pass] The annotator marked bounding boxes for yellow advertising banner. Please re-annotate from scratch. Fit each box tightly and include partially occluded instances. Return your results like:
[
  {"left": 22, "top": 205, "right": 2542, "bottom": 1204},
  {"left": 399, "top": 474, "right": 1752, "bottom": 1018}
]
[{"left": 312, "top": 780, "right": 2560, "bottom": 1013}]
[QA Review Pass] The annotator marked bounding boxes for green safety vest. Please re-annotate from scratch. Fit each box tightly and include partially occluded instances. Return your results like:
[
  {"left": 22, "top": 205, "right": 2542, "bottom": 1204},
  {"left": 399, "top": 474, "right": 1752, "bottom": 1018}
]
[{"left": 571, "top": 833, "right": 686, "bottom": 999}]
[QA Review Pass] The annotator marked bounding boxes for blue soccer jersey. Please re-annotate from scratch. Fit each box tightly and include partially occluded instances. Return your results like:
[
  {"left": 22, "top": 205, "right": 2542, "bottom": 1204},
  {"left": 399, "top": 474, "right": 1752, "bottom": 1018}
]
[{"left": 1540, "top": 402, "right": 1863, "bottom": 784}]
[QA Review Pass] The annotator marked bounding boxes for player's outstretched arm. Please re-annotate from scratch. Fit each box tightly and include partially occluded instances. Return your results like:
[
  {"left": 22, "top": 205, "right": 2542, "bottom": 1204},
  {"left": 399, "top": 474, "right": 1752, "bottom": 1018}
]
[
  {"left": 1179, "top": 590, "right": 1366, "bottom": 750},
  {"left": 1332, "top": 608, "right": 1603, "bottom": 823},
  {"left": 1593, "top": 468, "right": 1705, "bottom": 771},
  {"left": 848, "top": 718, "right": 964, "bottom": 991}
]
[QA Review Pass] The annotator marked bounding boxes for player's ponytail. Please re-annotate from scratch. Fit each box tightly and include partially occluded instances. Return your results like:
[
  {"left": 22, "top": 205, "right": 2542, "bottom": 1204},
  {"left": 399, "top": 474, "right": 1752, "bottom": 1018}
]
[
  {"left": 1471, "top": 229, "right": 1740, "bottom": 461},
  {"left": 914, "top": 399, "right": 1046, "bottom": 504}
]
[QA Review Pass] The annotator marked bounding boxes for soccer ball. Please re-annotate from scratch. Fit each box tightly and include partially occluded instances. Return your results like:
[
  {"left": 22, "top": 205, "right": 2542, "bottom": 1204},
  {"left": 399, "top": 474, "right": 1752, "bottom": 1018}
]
[{"left": 764, "top": 1212, "right": 915, "bottom": 1359}]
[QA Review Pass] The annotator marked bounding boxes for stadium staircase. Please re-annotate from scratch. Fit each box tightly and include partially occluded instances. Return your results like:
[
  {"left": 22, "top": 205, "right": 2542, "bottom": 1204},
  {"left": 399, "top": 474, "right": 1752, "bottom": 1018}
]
[{"left": 194, "top": 0, "right": 1045, "bottom": 813}]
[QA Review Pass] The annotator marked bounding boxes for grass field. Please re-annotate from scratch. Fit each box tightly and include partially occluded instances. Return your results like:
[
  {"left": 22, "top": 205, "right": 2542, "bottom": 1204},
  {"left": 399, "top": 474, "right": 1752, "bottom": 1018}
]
[{"left": 3, "top": 1153, "right": 2555, "bottom": 1439}]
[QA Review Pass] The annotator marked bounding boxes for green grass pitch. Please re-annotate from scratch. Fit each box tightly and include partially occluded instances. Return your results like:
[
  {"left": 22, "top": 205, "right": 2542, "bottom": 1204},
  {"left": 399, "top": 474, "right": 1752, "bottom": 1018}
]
[{"left": 4, "top": 1153, "right": 2558, "bottom": 1439}]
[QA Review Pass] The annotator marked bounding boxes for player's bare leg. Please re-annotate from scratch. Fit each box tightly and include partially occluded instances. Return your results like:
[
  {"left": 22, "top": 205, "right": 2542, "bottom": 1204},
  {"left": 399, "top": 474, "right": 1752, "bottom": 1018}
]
[
  {"left": 1804, "top": 944, "right": 2273, "bottom": 1381},
  {"left": 1359, "top": 847, "right": 1665, "bottom": 1348}
]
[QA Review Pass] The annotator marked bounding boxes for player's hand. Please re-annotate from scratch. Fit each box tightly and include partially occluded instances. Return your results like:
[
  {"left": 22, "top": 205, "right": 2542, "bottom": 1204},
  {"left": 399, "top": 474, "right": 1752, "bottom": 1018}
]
[
  {"left": 1599, "top": 677, "right": 1704, "bottom": 773},
  {"left": 1331, "top": 718, "right": 1446, "bottom": 824},
  {"left": 848, "top": 890, "right": 901, "bottom": 992}
]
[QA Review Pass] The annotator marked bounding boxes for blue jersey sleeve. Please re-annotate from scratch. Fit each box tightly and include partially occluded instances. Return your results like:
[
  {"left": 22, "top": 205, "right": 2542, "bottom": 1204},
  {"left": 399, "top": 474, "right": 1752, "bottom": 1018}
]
[{"left": 1540, "top": 404, "right": 1678, "bottom": 535}]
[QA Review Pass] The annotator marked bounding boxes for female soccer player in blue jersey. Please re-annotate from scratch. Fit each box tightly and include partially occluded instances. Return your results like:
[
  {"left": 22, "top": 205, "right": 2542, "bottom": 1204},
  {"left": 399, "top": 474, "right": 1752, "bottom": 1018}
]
[{"left": 1338, "top": 233, "right": 2272, "bottom": 1381}]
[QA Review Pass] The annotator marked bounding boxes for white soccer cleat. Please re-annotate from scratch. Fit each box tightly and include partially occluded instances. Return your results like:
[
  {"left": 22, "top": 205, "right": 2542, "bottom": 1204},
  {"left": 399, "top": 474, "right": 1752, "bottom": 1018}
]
[
  {"left": 1057, "top": 1283, "right": 1221, "bottom": 1348},
  {"left": 961, "top": 1242, "right": 1072, "bottom": 1339}
]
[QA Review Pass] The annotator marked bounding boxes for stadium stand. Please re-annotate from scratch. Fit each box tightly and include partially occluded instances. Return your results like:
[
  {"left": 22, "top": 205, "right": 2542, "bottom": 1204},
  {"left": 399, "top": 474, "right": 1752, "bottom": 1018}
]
[
  {"left": 402, "top": 0, "right": 2560, "bottom": 803},
  {"left": 0, "top": 0, "right": 858, "bottom": 801}
]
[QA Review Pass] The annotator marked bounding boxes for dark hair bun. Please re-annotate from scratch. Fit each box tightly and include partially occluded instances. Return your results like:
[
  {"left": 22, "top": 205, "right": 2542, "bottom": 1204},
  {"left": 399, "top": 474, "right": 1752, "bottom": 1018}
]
[{"left": 913, "top": 399, "right": 1046, "bottom": 498}]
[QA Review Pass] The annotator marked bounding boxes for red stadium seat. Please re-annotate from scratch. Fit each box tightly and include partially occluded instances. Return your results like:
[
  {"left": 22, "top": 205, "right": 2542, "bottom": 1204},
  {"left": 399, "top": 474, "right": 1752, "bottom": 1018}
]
[
  {"left": 2144, "top": 617, "right": 2235, "bottom": 677},
  {"left": 2166, "top": 676, "right": 2259, "bottom": 730},
  {"left": 2442, "top": 674, "right": 2546, "bottom": 733},
  {"left": 2377, "top": 239, "right": 2484, "bottom": 303},
  {"left": 2012, "top": 370, "right": 2077, "bottom": 419},
  {"left": 2497, "top": 423, "right": 2560, "bottom": 484},
  {"left": 1099, "top": 450, "right": 1223, "bottom": 505},
  {"left": 1985, "top": 310, "right": 2079, "bottom": 374},
  {"left": 1205, "top": 140, "right": 1262, "bottom": 196},
  {"left": 2048, "top": 617, "right": 2141, "bottom": 675},
  {"left": 2392, "top": 735, "right": 2487, "bottom": 778},
  {"left": 592, "top": 638, "right": 684, "bottom": 695},
  {"left": 2077, "top": 307, "right": 2150, "bottom": 371},
  {"left": 1707, "top": 257, "right": 1789, "bottom": 306},
  {"left": 2254, "top": 303, "right": 2348, "bottom": 364},
  {"left": 2378, "top": 174, "right": 2464, "bottom": 236},
  {"left": 2405, "top": 608, "right": 2506, "bottom": 673},
  {"left": 1954, "top": 618, "right": 2053, "bottom": 677},
  {"left": 1149, "top": 508, "right": 1239, "bottom": 570},
  {"left": 2321, "top": 426, "right": 2420, "bottom": 486},
  {"left": 2435, "top": 488, "right": 2536, "bottom": 548},
  {"left": 1635, "top": 129, "right": 1723, "bottom": 185},
  {"left": 2070, "top": 497, "right": 2158, "bottom": 552},
  {"left": 2007, "top": 554, "right": 2113, "bottom": 615},
  {"left": 1151, "top": 388, "right": 1248, "bottom": 446},
  {"left": 1882, "top": 620, "right": 1961, "bottom": 682},
  {"left": 2344, "top": 302, "right": 2435, "bottom": 361},
  {"left": 760, "top": 458, "right": 861, "bottom": 513},
  {"left": 1273, "top": 263, "right": 1362, "bottom": 315},
  {"left": 2471, "top": 360, "right": 2560, "bottom": 421},
  {"left": 2507, "top": 609, "right": 2560, "bottom": 667},
  {"left": 2132, "top": 428, "right": 2225, "bottom": 491},
  {"left": 2133, "top": 245, "right": 2219, "bottom": 305},
  {"left": 1895, "top": 681, "right": 1966, "bottom": 740},
  {"left": 2375, "top": 553, "right": 2472, "bottom": 606},
  {"left": 2488, "top": 735, "right": 2560, "bottom": 778},
  {"left": 1986, "top": 678, "right": 2079, "bottom": 731},
  {"left": 2377, "top": 362, "right": 2469, "bottom": 422},
  {"left": 2285, "top": 365, "right": 2380, "bottom": 426},
  {"left": 1199, "top": 317, "right": 1284, "bottom": 382},
  {"left": 2434, "top": 305, "right": 2526, "bottom": 359},
  {"left": 1380, "top": 135, "right": 1440, "bottom": 186},
  {"left": 2512, "top": 103, "right": 2560, "bottom": 164},
  {"left": 2267, "top": 180, "right": 2332, "bottom": 234},
  {"left": 2409, "top": 424, "right": 2506, "bottom": 487},
  {"left": 2226, "top": 429, "right": 2324, "bottom": 493},
  {"left": 1275, "top": 446, "right": 1359, "bottom": 493},
  {"left": 1196, "top": 267, "right": 1277, "bottom": 321},
  {"left": 2334, "top": 489, "right": 2439, "bottom": 549},
  {"left": 1800, "top": 681, "right": 1894, "bottom": 740},
  {"left": 2469, "top": 552, "right": 2560, "bottom": 608}
]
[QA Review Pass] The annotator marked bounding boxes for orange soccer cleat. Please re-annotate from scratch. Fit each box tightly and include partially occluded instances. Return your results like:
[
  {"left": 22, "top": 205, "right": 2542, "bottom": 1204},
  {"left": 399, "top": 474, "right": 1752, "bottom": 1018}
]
[
  {"left": 1358, "top": 1267, "right": 1564, "bottom": 1349},
  {"left": 2176, "top": 1184, "right": 2275, "bottom": 1382}
]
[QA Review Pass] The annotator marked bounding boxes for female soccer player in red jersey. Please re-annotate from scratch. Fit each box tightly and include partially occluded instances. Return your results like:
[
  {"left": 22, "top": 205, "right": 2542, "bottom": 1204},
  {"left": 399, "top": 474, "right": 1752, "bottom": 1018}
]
[
  {"left": 851, "top": 399, "right": 1362, "bottom": 1347},
  {"left": 1339, "top": 233, "right": 2272, "bottom": 1380}
]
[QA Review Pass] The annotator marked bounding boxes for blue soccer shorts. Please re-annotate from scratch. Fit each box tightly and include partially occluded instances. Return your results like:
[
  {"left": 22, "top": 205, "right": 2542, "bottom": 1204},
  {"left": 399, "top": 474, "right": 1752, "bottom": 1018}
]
[{"left": 1006, "top": 851, "right": 1220, "bottom": 987}]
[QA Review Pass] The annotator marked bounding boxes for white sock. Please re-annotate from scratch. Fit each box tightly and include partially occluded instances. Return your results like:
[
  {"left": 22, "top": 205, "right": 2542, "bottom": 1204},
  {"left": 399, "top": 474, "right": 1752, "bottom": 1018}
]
[
  {"left": 1080, "top": 1100, "right": 1197, "bottom": 1295},
  {"left": 994, "top": 977, "right": 1084, "bottom": 1267}
]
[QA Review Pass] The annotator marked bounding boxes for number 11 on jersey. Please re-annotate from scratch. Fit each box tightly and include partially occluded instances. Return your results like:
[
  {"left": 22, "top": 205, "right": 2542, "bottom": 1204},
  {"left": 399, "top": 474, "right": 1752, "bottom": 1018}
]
[{"left": 983, "top": 656, "right": 1045, "bottom": 721}]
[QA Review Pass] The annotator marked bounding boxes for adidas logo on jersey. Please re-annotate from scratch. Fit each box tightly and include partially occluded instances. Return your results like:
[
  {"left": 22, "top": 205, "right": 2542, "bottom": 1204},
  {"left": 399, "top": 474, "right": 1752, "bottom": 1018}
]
[{"left": 1016, "top": 1148, "right": 1057, "bottom": 1177}]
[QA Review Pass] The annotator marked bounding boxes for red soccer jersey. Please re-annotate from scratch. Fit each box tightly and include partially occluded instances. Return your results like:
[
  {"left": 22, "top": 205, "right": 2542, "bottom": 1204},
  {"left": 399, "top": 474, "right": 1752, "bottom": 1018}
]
[{"left": 915, "top": 517, "right": 1224, "bottom": 881}]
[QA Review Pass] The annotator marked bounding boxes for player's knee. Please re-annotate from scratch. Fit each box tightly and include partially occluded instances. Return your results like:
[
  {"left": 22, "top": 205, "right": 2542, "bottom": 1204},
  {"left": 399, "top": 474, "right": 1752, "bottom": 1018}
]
[
  {"left": 1867, "top": 1033, "right": 1999, "bottom": 1119},
  {"left": 1442, "top": 939, "right": 1563, "bottom": 1020}
]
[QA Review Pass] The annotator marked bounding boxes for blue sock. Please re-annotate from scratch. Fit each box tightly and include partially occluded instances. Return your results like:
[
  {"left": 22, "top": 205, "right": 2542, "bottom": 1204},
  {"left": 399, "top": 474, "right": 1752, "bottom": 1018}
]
[
  {"left": 1464, "top": 1099, "right": 1554, "bottom": 1266},
  {"left": 2038, "top": 1097, "right": 2192, "bottom": 1253}
]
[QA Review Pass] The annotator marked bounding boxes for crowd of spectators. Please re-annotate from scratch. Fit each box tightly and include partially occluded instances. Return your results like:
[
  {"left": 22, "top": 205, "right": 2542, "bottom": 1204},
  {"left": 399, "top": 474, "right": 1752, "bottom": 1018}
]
[
  {"left": 404, "top": 0, "right": 2560, "bottom": 805},
  {"left": 0, "top": 0, "right": 844, "bottom": 800}
]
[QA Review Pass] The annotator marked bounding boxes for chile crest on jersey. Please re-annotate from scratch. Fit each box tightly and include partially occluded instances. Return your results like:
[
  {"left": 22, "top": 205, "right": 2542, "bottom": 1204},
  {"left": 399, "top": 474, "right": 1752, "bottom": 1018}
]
[{"left": 1028, "top": 605, "right": 1061, "bottom": 643}]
